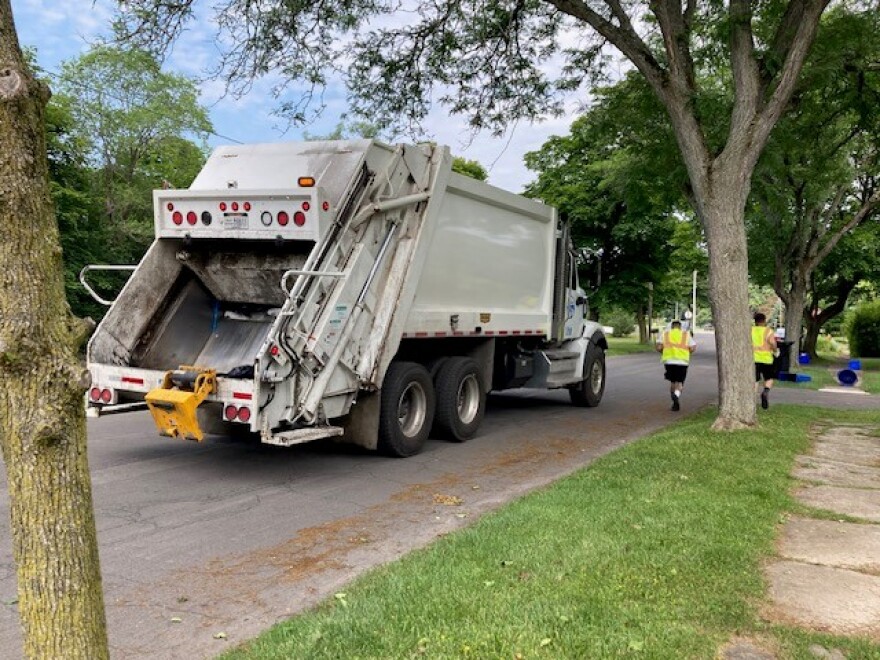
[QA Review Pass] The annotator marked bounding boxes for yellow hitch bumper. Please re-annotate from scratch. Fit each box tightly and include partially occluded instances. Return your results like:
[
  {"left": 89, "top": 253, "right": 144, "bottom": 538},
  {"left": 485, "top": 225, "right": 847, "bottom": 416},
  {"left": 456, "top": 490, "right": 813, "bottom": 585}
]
[{"left": 145, "top": 368, "right": 216, "bottom": 441}]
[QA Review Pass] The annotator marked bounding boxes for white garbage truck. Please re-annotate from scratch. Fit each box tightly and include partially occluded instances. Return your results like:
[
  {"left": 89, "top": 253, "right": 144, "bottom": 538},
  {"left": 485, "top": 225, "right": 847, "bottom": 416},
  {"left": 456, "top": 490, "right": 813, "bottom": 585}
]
[{"left": 83, "top": 140, "right": 606, "bottom": 457}]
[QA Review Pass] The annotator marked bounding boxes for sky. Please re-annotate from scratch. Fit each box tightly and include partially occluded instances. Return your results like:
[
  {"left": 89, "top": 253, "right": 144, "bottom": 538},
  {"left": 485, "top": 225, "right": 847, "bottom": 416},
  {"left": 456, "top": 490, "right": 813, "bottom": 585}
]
[{"left": 10, "top": 0, "right": 589, "bottom": 193}]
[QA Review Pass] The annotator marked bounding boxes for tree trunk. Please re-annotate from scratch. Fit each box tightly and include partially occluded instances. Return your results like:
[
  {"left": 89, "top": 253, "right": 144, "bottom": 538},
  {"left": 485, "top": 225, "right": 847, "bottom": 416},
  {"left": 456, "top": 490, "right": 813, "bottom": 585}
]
[
  {"left": 803, "top": 315, "right": 822, "bottom": 358},
  {"left": 782, "top": 278, "right": 807, "bottom": 373},
  {"left": 636, "top": 304, "right": 647, "bottom": 343},
  {"left": 0, "top": 2, "right": 109, "bottom": 657},
  {"left": 700, "top": 187, "right": 756, "bottom": 430}
]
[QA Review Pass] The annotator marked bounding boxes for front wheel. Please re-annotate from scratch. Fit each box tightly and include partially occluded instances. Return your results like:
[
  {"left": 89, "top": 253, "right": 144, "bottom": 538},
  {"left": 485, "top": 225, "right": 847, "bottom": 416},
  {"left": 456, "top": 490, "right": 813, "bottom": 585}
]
[
  {"left": 378, "top": 361, "right": 436, "bottom": 457},
  {"left": 433, "top": 357, "right": 486, "bottom": 442},
  {"left": 569, "top": 345, "right": 605, "bottom": 407}
]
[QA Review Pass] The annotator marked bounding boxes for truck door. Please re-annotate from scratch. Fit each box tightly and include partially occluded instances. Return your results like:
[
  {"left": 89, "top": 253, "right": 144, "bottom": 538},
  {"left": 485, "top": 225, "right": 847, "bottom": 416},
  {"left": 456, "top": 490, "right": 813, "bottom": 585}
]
[{"left": 563, "top": 256, "right": 586, "bottom": 339}]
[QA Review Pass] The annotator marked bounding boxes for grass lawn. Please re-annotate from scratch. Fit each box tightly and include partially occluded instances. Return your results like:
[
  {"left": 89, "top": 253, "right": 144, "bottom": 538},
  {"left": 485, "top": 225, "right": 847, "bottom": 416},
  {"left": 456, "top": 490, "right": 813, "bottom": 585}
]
[
  {"left": 779, "top": 353, "right": 880, "bottom": 394},
  {"left": 221, "top": 406, "right": 880, "bottom": 660},
  {"left": 605, "top": 335, "right": 656, "bottom": 357}
]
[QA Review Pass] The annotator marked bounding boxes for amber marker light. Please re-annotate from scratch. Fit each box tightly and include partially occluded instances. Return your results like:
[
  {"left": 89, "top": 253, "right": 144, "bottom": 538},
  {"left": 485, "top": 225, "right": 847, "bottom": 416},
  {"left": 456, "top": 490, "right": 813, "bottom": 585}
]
[{"left": 297, "top": 176, "right": 316, "bottom": 187}]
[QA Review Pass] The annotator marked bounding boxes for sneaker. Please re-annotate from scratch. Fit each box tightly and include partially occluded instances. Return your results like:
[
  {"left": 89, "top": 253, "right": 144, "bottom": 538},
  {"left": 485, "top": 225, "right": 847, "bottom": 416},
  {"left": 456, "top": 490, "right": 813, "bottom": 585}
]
[
  {"left": 760, "top": 390, "right": 769, "bottom": 410},
  {"left": 671, "top": 396, "right": 680, "bottom": 412}
]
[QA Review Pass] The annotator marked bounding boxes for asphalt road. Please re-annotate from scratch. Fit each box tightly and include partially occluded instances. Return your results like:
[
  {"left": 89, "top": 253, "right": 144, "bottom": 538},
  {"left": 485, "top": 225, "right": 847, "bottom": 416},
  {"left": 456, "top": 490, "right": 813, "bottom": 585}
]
[{"left": 0, "top": 335, "right": 875, "bottom": 658}]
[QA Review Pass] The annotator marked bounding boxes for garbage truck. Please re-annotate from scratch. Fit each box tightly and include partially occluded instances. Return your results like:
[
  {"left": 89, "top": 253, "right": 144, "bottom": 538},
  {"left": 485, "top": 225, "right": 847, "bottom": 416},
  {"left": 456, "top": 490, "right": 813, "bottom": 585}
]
[{"left": 83, "top": 140, "right": 607, "bottom": 457}]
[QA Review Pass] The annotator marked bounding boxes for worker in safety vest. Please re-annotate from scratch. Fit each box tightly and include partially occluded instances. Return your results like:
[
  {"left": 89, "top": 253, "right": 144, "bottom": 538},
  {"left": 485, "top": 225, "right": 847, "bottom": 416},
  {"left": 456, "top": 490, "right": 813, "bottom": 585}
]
[
  {"left": 753, "top": 312, "right": 778, "bottom": 409},
  {"left": 655, "top": 320, "right": 697, "bottom": 411}
]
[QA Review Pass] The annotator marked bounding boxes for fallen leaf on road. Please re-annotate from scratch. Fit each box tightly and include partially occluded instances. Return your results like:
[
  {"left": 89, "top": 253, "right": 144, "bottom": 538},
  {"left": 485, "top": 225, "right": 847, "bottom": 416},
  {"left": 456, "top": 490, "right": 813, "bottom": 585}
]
[
  {"left": 170, "top": 617, "right": 182, "bottom": 623},
  {"left": 213, "top": 632, "right": 227, "bottom": 640},
  {"left": 433, "top": 493, "right": 463, "bottom": 506}
]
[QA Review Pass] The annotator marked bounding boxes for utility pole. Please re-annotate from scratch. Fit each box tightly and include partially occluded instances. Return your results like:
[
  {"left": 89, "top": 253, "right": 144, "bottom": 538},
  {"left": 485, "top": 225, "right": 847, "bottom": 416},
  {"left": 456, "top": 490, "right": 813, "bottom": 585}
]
[
  {"left": 647, "top": 282, "right": 654, "bottom": 341},
  {"left": 692, "top": 270, "right": 698, "bottom": 329}
]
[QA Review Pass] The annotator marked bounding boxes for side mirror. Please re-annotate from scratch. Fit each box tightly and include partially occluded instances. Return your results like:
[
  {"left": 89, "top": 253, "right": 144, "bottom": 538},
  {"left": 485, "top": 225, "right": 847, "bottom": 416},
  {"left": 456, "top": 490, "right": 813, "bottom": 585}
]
[{"left": 576, "top": 296, "right": 588, "bottom": 306}]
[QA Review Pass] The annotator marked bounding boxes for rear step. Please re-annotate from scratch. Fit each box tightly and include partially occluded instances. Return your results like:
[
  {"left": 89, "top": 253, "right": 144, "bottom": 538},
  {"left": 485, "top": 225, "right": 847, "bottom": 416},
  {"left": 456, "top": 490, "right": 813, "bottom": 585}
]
[
  {"left": 263, "top": 426, "right": 345, "bottom": 447},
  {"left": 145, "top": 367, "right": 216, "bottom": 441}
]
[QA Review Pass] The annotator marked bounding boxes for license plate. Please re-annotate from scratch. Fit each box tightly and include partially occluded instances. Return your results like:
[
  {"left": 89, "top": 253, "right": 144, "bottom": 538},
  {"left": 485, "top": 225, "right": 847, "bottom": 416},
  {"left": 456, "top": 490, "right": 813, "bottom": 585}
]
[{"left": 223, "top": 214, "right": 248, "bottom": 229}]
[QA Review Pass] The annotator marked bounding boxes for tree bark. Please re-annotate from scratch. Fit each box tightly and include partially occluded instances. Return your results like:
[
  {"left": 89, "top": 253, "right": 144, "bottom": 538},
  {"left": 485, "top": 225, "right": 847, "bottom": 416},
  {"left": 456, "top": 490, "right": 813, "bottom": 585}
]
[
  {"left": 0, "top": 1, "right": 109, "bottom": 657},
  {"left": 698, "top": 181, "right": 756, "bottom": 430},
  {"left": 780, "top": 268, "right": 808, "bottom": 372},
  {"left": 636, "top": 304, "right": 647, "bottom": 343}
]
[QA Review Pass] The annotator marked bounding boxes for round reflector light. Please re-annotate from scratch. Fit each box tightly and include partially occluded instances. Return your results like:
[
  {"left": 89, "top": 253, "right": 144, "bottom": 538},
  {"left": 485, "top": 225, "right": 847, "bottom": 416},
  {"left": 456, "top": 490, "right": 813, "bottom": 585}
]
[
  {"left": 293, "top": 211, "right": 306, "bottom": 227},
  {"left": 100, "top": 389, "right": 112, "bottom": 403},
  {"left": 237, "top": 407, "right": 251, "bottom": 423},
  {"left": 277, "top": 211, "right": 290, "bottom": 226},
  {"left": 224, "top": 405, "right": 238, "bottom": 421},
  {"left": 172, "top": 211, "right": 183, "bottom": 225},
  {"left": 90, "top": 387, "right": 101, "bottom": 402},
  {"left": 270, "top": 345, "right": 279, "bottom": 356},
  {"left": 166, "top": 202, "right": 175, "bottom": 211},
  {"left": 322, "top": 201, "right": 330, "bottom": 211},
  {"left": 261, "top": 211, "right": 273, "bottom": 226},
  {"left": 231, "top": 202, "right": 239, "bottom": 211},
  {"left": 301, "top": 201, "right": 311, "bottom": 211},
  {"left": 243, "top": 202, "right": 252, "bottom": 211},
  {"left": 186, "top": 211, "right": 197, "bottom": 225},
  {"left": 219, "top": 202, "right": 227, "bottom": 211}
]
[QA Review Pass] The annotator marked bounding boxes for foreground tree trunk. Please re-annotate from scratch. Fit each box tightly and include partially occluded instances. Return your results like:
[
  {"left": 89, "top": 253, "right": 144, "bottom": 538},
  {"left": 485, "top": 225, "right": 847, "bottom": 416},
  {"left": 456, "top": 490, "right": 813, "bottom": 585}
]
[
  {"left": 0, "top": 2, "right": 109, "bottom": 657},
  {"left": 696, "top": 176, "right": 756, "bottom": 429}
]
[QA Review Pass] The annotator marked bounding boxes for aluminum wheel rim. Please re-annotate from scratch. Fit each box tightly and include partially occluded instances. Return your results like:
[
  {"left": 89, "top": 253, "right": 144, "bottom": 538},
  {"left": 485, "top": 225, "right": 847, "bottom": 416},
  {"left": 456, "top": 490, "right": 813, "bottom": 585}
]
[
  {"left": 397, "top": 382, "right": 427, "bottom": 438},
  {"left": 457, "top": 374, "right": 480, "bottom": 425},
  {"left": 589, "top": 360, "right": 604, "bottom": 394}
]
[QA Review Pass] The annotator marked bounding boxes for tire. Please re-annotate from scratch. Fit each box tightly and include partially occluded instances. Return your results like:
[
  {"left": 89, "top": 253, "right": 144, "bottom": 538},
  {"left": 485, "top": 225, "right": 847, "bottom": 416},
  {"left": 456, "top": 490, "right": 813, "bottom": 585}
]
[
  {"left": 433, "top": 357, "right": 486, "bottom": 442},
  {"left": 569, "top": 345, "right": 605, "bottom": 407},
  {"left": 377, "top": 361, "right": 436, "bottom": 457}
]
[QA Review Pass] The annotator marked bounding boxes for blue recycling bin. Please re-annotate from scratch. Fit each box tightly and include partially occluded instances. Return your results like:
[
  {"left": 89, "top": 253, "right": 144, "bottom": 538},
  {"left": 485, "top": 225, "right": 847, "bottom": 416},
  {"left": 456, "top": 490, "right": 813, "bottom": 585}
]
[{"left": 837, "top": 369, "right": 858, "bottom": 386}]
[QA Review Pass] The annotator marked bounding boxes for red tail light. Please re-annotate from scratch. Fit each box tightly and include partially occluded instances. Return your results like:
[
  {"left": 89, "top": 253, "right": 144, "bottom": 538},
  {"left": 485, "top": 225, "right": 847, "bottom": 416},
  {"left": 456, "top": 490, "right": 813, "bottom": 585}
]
[
  {"left": 90, "top": 387, "right": 101, "bottom": 402},
  {"left": 243, "top": 202, "right": 252, "bottom": 211},
  {"left": 322, "top": 201, "right": 330, "bottom": 211},
  {"left": 294, "top": 211, "right": 306, "bottom": 227},
  {"left": 219, "top": 202, "right": 227, "bottom": 211},
  {"left": 186, "top": 211, "right": 197, "bottom": 225},
  {"left": 231, "top": 202, "right": 239, "bottom": 211},
  {"left": 172, "top": 211, "right": 183, "bottom": 225},
  {"left": 100, "top": 389, "right": 112, "bottom": 403},
  {"left": 237, "top": 407, "right": 251, "bottom": 423},
  {"left": 224, "top": 405, "right": 238, "bottom": 421},
  {"left": 166, "top": 202, "right": 175, "bottom": 211},
  {"left": 277, "top": 211, "right": 289, "bottom": 226},
  {"left": 301, "top": 201, "right": 311, "bottom": 211}
]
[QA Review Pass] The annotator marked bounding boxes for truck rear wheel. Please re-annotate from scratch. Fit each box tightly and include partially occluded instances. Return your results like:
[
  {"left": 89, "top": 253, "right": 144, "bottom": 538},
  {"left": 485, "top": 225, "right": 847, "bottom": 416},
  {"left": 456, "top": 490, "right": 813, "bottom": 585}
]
[
  {"left": 434, "top": 357, "right": 485, "bottom": 442},
  {"left": 569, "top": 345, "right": 605, "bottom": 407},
  {"left": 378, "top": 361, "right": 436, "bottom": 457}
]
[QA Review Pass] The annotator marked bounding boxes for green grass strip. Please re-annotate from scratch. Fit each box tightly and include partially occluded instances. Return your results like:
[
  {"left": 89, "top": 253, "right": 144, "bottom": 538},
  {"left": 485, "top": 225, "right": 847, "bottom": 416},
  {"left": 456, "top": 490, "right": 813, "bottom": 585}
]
[
  {"left": 222, "top": 406, "right": 880, "bottom": 659},
  {"left": 606, "top": 336, "right": 656, "bottom": 357}
]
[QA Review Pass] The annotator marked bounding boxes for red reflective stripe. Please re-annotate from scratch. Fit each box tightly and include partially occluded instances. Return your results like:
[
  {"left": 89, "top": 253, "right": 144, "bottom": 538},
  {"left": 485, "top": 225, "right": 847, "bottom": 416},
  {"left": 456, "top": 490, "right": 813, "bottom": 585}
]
[
  {"left": 434, "top": 332, "right": 446, "bottom": 337},
  {"left": 415, "top": 332, "right": 429, "bottom": 337},
  {"left": 121, "top": 376, "right": 144, "bottom": 385},
  {"left": 232, "top": 392, "right": 252, "bottom": 401}
]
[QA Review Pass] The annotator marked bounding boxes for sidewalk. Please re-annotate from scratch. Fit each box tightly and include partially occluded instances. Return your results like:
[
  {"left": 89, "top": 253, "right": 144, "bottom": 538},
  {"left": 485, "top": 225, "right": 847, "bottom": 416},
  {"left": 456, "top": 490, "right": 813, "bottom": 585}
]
[{"left": 728, "top": 420, "right": 880, "bottom": 659}]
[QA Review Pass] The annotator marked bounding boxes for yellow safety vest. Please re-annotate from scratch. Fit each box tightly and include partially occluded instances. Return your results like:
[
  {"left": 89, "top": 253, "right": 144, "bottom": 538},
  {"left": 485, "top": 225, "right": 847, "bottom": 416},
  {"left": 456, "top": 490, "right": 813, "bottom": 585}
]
[
  {"left": 661, "top": 329, "right": 691, "bottom": 363},
  {"left": 752, "top": 326, "right": 775, "bottom": 364}
]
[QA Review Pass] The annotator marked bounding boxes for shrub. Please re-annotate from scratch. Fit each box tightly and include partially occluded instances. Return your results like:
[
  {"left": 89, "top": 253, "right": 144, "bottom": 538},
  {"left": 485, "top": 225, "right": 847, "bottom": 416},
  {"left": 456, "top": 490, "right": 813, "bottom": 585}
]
[
  {"left": 603, "top": 308, "right": 636, "bottom": 337},
  {"left": 845, "top": 301, "right": 880, "bottom": 357}
]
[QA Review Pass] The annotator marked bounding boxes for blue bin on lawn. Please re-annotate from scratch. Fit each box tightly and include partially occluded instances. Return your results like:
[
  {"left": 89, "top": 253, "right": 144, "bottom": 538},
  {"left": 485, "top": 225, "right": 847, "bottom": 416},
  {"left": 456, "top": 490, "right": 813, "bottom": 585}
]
[
  {"left": 798, "top": 353, "right": 810, "bottom": 365},
  {"left": 849, "top": 359, "right": 862, "bottom": 370},
  {"left": 837, "top": 369, "right": 858, "bottom": 386}
]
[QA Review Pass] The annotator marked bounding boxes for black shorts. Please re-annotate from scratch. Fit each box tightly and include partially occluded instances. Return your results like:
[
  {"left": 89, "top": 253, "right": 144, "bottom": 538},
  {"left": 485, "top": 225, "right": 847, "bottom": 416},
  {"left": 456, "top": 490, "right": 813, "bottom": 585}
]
[
  {"left": 664, "top": 364, "right": 688, "bottom": 383},
  {"left": 755, "top": 362, "right": 776, "bottom": 382}
]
